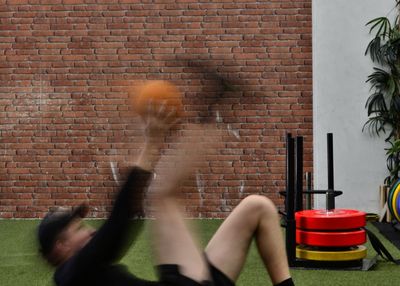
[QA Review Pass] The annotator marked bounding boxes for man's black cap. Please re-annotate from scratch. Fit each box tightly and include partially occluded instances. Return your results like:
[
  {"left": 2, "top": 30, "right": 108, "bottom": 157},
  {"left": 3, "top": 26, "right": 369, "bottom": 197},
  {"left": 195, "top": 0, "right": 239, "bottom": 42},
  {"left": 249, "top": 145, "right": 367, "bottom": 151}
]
[{"left": 38, "top": 205, "right": 89, "bottom": 257}]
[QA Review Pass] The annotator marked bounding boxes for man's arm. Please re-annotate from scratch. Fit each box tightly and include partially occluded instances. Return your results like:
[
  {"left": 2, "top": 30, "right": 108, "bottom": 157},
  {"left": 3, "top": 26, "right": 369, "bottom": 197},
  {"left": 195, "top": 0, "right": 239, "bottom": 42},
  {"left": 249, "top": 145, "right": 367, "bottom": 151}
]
[
  {"left": 65, "top": 106, "right": 174, "bottom": 272},
  {"left": 74, "top": 166, "right": 152, "bottom": 263}
]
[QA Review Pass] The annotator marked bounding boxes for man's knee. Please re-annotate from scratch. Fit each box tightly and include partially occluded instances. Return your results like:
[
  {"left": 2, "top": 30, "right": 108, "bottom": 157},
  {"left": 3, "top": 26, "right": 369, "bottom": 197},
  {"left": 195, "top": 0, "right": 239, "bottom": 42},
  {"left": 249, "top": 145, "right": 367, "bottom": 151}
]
[{"left": 241, "top": 195, "right": 278, "bottom": 217}]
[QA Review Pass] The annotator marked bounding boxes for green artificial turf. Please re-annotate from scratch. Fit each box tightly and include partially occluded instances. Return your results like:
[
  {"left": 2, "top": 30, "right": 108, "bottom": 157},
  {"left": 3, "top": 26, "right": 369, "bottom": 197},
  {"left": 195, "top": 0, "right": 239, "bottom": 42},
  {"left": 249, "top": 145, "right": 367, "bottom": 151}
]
[{"left": 0, "top": 220, "right": 399, "bottom": 286}]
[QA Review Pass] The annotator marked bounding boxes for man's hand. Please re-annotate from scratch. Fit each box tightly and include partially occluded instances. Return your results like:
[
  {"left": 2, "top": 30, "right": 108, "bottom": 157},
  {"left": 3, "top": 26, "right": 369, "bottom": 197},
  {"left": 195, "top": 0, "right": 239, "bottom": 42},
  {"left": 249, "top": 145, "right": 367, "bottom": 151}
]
[
  {"left": 136, "top": 101, "right": 179, "bottom": 171},
  {"left": 144, "top": 99, "right": 178, "bottom": 144}
]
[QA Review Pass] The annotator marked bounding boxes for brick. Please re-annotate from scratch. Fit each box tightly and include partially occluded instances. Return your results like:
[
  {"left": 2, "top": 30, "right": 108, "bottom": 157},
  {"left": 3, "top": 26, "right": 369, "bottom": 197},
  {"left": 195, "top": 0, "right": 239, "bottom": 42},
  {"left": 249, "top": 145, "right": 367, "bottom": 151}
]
[{"left": 0, "top": 0, "right": 312, "bottom": 219}]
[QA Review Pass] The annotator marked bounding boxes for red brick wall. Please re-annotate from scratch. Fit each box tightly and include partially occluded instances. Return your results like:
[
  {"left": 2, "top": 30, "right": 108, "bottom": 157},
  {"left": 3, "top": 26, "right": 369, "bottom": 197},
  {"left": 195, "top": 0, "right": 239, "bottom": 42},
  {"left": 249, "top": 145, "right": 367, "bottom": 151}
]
[{"left": 0, "top": 0, "right": 312, "bottom": 218}]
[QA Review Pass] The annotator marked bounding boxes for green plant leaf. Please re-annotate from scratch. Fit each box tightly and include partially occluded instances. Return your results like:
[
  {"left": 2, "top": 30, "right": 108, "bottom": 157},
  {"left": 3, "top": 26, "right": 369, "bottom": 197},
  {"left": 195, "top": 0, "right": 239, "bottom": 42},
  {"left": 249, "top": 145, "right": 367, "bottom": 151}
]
[
  {"left": 367, "top": 68, "right": 392, "bottom": 92},
  {"left": 365, "top": 92, "right": 386, "bottom": 116},
  {"left": 365, "top": 7, "right": 400, "bottom": 185},
  {"left": 362, "top": 116, "right": 387, "bottom": 136},
  {"left": 366, "top": 17, "right": 391, "bottom": 39},
  {"left": 365, "top": 37, "right": 383, "bottom": 63}
]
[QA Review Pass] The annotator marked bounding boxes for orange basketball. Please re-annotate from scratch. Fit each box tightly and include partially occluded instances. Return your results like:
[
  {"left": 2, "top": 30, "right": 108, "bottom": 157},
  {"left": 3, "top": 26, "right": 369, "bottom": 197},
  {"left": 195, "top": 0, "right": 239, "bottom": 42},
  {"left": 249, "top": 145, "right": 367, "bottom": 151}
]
[{"left": 129, "top": 80, "right": 183, "bottom": 118}]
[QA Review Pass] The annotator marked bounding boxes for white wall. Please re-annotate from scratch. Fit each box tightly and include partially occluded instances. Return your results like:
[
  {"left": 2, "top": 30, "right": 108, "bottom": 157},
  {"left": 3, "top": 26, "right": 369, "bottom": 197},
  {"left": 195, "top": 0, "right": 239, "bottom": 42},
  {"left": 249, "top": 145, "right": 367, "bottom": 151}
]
[{"left": 313, "top": 0, "right": 395, "bottom": 212}]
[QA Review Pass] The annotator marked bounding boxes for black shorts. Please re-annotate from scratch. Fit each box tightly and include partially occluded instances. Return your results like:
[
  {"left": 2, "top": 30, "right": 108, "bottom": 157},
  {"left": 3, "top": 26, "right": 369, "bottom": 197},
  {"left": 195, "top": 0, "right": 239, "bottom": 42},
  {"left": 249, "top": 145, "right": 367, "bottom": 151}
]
[
  {"left": 158, "top": 261, "right": 234, "bottom": 286},
  {"left": 208, "top": 262, "right": 235, "bottom": 286}
]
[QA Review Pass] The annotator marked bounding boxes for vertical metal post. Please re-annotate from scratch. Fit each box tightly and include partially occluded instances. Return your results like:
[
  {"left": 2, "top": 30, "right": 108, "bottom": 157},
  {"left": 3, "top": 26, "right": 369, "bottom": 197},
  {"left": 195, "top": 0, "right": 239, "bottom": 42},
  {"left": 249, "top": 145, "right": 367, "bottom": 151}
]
[
  {"left": 285, "top": 133, "right": 292, "bottom": 214},
  {"left": 295, "top": 136, "right": 303, "bottom": 212},
  {"left": 286, "top": 135, "right": 296, "bottom": 266},
  {"left": 305, "top": 172, "right": 312, "bottom": 210},
  {"left": 327, "top": 133, "right": 335, "bottom": 210}
]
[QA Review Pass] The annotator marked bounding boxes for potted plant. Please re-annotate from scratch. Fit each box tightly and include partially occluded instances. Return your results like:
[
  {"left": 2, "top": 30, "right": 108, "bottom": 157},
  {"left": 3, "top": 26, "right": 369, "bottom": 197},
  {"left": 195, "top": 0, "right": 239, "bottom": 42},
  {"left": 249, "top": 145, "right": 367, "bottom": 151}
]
[{"left": 364, "top": 0, "right": 400, "bottom": 186}]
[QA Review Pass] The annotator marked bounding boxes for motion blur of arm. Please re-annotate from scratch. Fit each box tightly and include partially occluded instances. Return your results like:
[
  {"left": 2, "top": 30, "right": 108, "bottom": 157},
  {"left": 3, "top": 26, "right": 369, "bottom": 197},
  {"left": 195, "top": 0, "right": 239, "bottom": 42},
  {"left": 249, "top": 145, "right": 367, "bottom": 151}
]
[{"left": 155, "top": 124, "right": 223, "bottom": 199}]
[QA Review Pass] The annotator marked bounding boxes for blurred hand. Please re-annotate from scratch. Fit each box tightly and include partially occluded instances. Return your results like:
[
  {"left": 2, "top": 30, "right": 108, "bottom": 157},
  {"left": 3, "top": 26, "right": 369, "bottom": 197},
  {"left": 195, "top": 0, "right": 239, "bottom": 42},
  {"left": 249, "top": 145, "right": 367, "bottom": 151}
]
[
  {"left": 144, "top": 99, "right": 179, "bottom": 145},
  {"left": 137, "top": 101, "right": 179, "bottom": 171}
]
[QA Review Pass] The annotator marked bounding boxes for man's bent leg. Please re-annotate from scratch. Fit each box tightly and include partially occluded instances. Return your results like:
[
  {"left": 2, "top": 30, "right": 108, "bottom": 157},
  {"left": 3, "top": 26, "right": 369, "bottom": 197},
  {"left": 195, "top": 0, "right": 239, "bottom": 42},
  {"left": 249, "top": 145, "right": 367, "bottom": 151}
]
[
  {"left": 151, "top": 198, "right": 210, "bottom": 284},
  {"left": 205, "top": 195, "right": 292, "bottom": 285}
]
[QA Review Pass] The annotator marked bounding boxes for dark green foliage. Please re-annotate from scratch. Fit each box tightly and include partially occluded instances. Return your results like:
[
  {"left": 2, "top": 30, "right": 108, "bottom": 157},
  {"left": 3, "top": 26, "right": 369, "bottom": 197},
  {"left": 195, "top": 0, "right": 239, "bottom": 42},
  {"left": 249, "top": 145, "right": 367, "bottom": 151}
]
[{"left": 365, "top": 2, "right": 400, "bottom": 185}]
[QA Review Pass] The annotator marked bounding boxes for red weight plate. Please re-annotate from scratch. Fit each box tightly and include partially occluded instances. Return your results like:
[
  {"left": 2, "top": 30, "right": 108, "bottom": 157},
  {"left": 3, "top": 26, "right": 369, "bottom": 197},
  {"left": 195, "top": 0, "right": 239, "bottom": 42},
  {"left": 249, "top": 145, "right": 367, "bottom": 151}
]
[
  {"left": 295, "top": 209, "right": 366, "bottom": 230},
  {"left": 296, "top": 229, "right": 366, "bottom": 247}
]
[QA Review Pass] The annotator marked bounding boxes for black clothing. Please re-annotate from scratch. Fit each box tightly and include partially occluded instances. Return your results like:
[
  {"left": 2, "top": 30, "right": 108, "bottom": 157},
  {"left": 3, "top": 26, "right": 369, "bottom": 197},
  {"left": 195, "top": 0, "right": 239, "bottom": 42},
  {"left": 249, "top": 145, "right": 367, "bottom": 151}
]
[
  {"left": 207, "top": 262, "right": 235, "bottom": 286},
  {"left": 274, "top": 278, "right": 295, "bottom": 286},
  {"left": 158, "top": 264, "right": 209, "bottom": 286}
]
